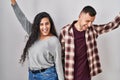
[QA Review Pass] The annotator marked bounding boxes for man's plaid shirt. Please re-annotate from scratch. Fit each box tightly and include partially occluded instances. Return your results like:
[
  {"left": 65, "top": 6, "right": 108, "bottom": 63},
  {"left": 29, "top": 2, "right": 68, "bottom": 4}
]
[{"left": 59, "top": 14, "right": 120, "bottom": 80}]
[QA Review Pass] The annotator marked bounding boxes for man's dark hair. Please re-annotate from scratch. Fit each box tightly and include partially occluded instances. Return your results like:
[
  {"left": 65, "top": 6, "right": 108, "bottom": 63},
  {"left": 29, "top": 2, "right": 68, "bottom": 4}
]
[{"left": 81, "top": 5, "right": 97, "bottom": 16}]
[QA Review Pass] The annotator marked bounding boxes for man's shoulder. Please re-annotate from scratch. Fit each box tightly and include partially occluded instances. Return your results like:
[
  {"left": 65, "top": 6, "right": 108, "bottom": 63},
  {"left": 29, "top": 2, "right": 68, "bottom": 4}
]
[{"left": 61, "top": 24, "right": 71, "bottom": 30}]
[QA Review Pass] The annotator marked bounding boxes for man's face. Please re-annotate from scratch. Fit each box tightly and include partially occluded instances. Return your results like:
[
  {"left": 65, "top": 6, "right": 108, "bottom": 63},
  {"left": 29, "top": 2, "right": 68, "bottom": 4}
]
[{"left": 78, "top": 12, "right": 95, "bottom": 30}]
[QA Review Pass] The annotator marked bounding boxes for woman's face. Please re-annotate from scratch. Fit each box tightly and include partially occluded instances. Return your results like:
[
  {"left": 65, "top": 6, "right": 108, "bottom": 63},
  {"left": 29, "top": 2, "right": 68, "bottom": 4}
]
[{"left": 39, "top": 17, "right": 51, "bottom": 37}]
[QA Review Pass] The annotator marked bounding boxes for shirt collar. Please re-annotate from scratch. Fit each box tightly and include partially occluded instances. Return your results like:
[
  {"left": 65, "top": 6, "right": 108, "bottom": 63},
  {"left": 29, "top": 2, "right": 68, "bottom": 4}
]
[{"left": 68, "top": 20, "right": 77, "bottom": 31}]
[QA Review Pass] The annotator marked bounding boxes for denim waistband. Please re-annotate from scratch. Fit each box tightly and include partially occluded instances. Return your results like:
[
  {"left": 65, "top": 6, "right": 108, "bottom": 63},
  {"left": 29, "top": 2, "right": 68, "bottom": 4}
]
[{"left": 29, "top": 68, "right": 47, "bottom": 74}]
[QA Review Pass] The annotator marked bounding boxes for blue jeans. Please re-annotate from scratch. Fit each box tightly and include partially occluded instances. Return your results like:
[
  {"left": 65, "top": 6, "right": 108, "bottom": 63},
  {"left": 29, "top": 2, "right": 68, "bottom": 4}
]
[{"left": 29, "top": 66, "right": 58, "bottom": 80}]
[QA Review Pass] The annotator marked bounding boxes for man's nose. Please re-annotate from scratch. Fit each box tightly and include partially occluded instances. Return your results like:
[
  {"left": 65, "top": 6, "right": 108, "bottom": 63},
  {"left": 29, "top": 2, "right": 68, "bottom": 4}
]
[{"left": 88, "top": 22, "right": 92, "bottom": 27}]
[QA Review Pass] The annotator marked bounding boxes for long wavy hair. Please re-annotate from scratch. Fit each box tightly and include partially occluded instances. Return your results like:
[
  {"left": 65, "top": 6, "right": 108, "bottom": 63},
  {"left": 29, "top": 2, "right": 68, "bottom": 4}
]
[{"left": 19, "top": 12, "right": 58, "bottom": 64}]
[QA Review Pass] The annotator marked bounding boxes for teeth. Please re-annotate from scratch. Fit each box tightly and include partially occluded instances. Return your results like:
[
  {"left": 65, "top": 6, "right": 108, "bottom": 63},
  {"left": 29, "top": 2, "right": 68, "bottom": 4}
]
[{"left": 42, "top": 29, "right": 48, "bottom": 32}]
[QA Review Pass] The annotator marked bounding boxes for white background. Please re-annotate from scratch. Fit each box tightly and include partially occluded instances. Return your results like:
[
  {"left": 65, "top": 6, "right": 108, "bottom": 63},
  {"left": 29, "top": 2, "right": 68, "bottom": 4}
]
[{"left": 0, "top": 0, "right": 120, "bottom": 80}]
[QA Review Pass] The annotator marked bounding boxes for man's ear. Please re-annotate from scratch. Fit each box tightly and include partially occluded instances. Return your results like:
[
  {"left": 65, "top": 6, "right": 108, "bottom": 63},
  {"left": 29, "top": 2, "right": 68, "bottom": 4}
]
[{"left": 79, "top": 12, "right": 84, "bottom": 18}]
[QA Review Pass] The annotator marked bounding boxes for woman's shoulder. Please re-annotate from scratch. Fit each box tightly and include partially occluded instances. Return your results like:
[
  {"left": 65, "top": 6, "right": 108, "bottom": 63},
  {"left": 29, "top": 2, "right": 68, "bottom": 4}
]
[
  {"left": 48, "top": 36, "right": 60, "bottom": 46},
  {"left": 48, "top": 36, "right": 61, "bottom": 49},
  {"left": 49, "top": 36, "right": 59, "bottom": 43}
]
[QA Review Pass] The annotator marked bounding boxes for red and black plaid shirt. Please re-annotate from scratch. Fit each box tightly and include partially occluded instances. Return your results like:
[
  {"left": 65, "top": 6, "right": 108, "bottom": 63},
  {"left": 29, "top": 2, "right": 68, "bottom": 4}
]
[{"left": 59, "top": 14, "right": 120, "bottom": 80}]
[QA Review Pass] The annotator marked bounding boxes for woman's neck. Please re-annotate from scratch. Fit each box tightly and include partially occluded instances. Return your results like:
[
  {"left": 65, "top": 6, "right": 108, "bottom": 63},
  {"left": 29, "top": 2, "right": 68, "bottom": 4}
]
[{"left": 40, "top": 33, "right": 53, "bottom": 40}]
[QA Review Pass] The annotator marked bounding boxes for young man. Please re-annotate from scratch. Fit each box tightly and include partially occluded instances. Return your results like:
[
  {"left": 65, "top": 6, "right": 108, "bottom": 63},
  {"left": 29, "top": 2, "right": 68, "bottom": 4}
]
[{"left": 59, "top": 6, "right": 120, "bottom": 80}]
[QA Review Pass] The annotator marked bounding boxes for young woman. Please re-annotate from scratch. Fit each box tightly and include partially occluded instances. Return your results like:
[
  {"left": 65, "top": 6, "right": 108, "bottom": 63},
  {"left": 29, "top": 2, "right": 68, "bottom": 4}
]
[{"left": 11, "top": 0, "right": 64, "bottom": 80}]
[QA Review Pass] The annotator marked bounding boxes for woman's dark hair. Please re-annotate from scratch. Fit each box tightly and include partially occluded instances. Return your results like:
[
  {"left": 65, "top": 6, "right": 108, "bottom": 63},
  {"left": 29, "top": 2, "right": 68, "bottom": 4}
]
[{"left": 19, "top": 12, "right": 58, "bottom": 63}]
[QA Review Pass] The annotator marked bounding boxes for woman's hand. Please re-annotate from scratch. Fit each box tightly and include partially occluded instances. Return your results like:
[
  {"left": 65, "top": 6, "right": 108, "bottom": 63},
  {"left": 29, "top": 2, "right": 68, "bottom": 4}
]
[{"left": 11, "top": 0, "right": 16, "bottom": 5}]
